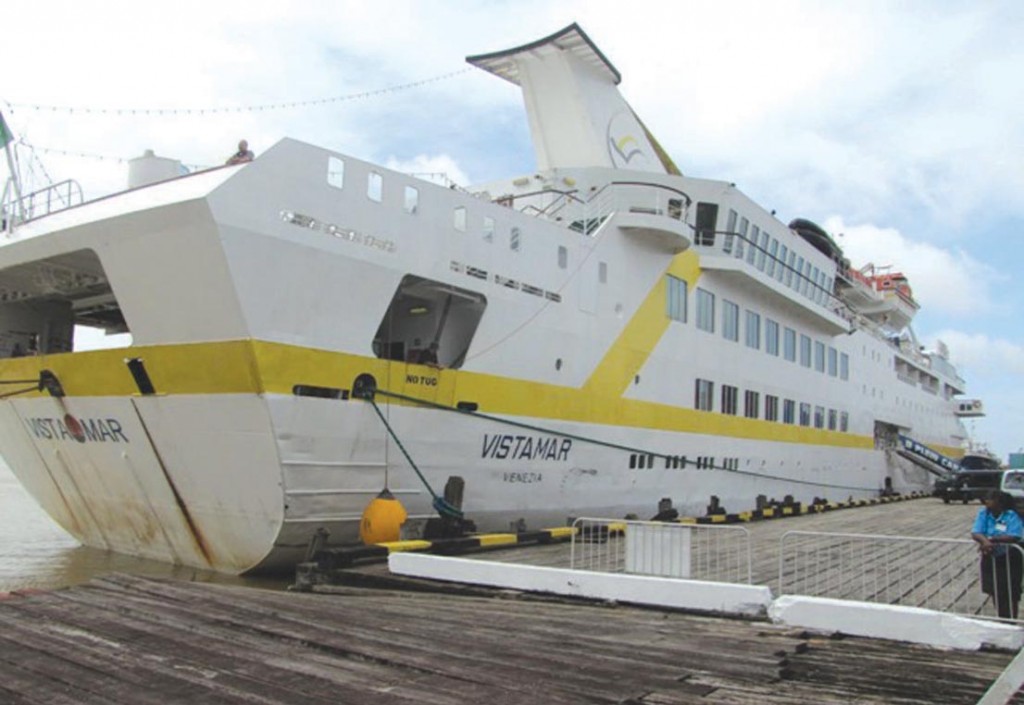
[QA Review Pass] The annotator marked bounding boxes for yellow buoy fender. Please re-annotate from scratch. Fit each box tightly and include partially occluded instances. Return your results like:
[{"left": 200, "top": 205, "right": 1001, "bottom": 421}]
[{"left": 359, "top": 489, "right": 408, "bottom": 544}]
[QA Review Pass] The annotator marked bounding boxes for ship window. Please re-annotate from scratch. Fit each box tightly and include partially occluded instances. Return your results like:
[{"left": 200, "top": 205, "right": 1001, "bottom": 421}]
[
  {"left": 744, "top": 220, "right": 757, "bottom": 265},
  {"left": 722, "top": 300, "right": 739, "bottom": 342},
  {"left": 735, "top": 217, "right": 748, "bottom": 259},
  {"left": 696, "top": 289, "right": 715, "bottom": 333},
  {"left": 723, "top": 208, "right": 737, "bottom": 252},
  {"left": 800, "top": 334, "right": 812, "bottom": 368},
  {"left": 765, "top": 319, "right": 779, "bottom": 356},
  {"left": 802, "top": 261, "right": 813, "bottom": 296},
  {"left": 666, "top": 275, "right": 687, "bottom": 323},
  {"left": 766, "top": 238, "right": 778, "bottom": 277},
  {"left": 839, "top": 411, "right": 849, "bottom": 432},
  {"left": 745, "top": 310, "right": 760, "bottom": 349},
  {"left": 696, "top": 202, "right": 719, "bottom": 246},
  {"left": 799, "top": 402, "right": 811, "bottom": 426},
  {"left": 776, "top": 244, "right": 787, "bottom": 281},
  {"left": 558, "top": 246, "right": 568, "bottom": 269},
  {"left": 372, "top": 274, "right": 487, "bottom": 370},
  {"left": 510, "top": 227, "right": 521, "bottom": 251},
  {"left": 749, "top": 225, "right": 760, "bottom": 261},
  {"left": 599, "top": 262, "right": 608, "bottom": 283},
  {"left": 810, "top": 266, "right": 820, "bottom": 301},
  {"left": 721, "top": 384, "right": 738, "bottom": 415},
  {"left": 793, "top": 256, "right": 804, "bottom": 290},
  {"left": 840, "top": 353, "right": 850, "bottom": 380},
  {"left": 814, "top": 405, "right": 825, "bottom": 429},
  {"left": 668, "top": 198, "right": 684, "bottom": 220},
  {"left": 483, "top": 216, "right": 495, "bottom": 242},
  {"left": 783, "top": 399, "right": 796, "bottom": 424},
  {"left": 454, "top": 206, "right": 467, "bottom": 232},
  {"left": 744, "top": 390, "right": 760, "bottom": 419},
  {"left": 783, "top": 327, "right": 796, "bottom": 362},
  {"left": 828, "top": 409, "right": 838, "bottom": 430},
  {"left": 404, "top": 186, "right": 419, "bottom": 214},
  {"left": 757, "top": 232, "right": 769, "bottom": 270},
  {"left": 695, "top": 378, "right": 714, "bottom": 411},
  {"left": 828, "top": 347, "right": 838, "bottom": 376},
  {"left": 765, "top": 395, "right": 779, "bottom": 422},
  {"left": 327, "top": 156, "right": 345, "bottom": 189},
  {"left": 785, "top": 251, "right": 796, "bottom": 287},
  {"left": 814, "top": 341, "right": 826, "bottom": 372},
  {"left": 367, "top": 171, "right": 383, "bottom": 202}
]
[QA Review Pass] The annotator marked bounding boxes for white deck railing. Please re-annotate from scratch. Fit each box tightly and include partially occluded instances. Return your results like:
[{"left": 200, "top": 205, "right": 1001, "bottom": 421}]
[
  {"left": 778, "top": 530, "right": 1024, "bottom": 624},
  {"left": 570, "top": 517, "right": 752, "bottom": 585}
]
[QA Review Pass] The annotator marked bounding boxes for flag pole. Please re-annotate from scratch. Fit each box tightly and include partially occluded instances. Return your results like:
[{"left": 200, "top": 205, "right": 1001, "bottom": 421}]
[{"left": 0, "top": 111, "right": 22, "bottom": 234}]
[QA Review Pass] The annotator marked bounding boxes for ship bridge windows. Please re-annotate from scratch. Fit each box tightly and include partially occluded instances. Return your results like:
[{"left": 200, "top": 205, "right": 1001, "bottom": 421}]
[
  {"left": 695, "top": 378, "right": 714, "bottom": 411},
  {"left": 372, "top": 274, "right": 486, "bottom": 370}
]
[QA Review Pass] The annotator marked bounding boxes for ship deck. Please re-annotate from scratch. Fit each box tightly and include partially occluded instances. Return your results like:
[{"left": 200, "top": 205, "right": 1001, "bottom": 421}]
[{"left": 1, "top": 498, "right": 1022, "bottom": 703}]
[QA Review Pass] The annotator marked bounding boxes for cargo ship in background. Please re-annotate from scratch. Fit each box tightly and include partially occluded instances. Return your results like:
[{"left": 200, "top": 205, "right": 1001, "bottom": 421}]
[{"left": 0, "top": 24, "right": 982, "bottom": 573}]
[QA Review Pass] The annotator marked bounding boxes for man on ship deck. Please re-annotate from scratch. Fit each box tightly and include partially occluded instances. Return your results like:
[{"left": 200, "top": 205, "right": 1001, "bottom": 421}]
[{"left": 226, "top": 140, "right": 255, "bottom": 165}]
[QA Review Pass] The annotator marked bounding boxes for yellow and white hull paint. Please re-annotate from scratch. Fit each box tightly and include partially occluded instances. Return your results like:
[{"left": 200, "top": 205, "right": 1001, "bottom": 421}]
[{"left": 0, "top": 25, "right": 972, "bottom": 573}]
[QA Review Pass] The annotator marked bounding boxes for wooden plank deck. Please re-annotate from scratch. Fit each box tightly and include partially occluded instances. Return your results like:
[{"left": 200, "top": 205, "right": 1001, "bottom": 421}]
[{"left": 0, "top": 572, "right": 1021, "bottom": 704}]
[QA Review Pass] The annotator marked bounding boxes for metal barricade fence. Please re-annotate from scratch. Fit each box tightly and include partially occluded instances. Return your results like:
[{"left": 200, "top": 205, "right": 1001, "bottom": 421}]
[
  {"left": 778, "top": 530, "right": 1024, "bottom": 623},
  {"left": 570, "top": 518, "right": 752, "bottom": 584}
]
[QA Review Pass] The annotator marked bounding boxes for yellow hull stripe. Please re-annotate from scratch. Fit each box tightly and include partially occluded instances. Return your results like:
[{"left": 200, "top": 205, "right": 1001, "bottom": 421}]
[{"left": 0, "top": 338, "right": 873, "bottom": 449}]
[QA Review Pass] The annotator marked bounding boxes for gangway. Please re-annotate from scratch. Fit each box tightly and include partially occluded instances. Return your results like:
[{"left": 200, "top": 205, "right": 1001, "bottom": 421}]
[{"left": 897, "top": 434, "right": 962, "bottom": 478}]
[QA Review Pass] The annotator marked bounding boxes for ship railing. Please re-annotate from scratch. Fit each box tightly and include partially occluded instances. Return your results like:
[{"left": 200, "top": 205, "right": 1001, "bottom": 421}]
[
  {"left": 578, "top": 180, "right": 691, "bottom": 233},
  {"left": 2, "top": 179, "right": 84, "bottom": 230},
  {"left": 694, "top": 227, "right": 853, "bottom": 321},
  {"left": 570, "top": 517, "right": 753, "bottom": 585},
  {"left": 502, "top": 180, "right": 692, "bottom": 236},
  {"left": 778, "top": 530, "right": 1024, "bottom": 624}
]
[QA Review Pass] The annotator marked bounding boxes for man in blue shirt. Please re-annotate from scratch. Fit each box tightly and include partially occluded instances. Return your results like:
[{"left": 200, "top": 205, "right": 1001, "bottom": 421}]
[{"left": 972, "top": 490, "right": 1024, "bottom": 619}]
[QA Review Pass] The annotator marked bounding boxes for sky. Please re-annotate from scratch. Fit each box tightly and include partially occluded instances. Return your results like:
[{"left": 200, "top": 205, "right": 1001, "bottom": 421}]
[{"left": 2, "top": 0, "right": 1022, "bottom": 458}]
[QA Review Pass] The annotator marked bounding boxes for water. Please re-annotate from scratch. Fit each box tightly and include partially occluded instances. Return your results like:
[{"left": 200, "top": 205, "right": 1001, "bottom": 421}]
[{"left": 0, "top": 459, "right": 286, "bottom": 592}]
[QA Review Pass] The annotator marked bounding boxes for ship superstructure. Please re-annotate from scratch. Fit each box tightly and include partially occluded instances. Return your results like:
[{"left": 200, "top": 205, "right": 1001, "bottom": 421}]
[{"left": 0, "top": 25, "right": 975, "bottom": 572}]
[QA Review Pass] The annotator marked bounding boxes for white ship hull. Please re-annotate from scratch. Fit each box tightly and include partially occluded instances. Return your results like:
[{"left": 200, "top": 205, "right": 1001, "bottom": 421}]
[{"left": 0, "top": 25, "right": 967, "bottom": 573}]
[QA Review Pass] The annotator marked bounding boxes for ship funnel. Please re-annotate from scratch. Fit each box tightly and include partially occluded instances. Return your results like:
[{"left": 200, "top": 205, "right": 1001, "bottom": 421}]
[{"left": 467, "top": 23, "right": 678, "bottom": 175}]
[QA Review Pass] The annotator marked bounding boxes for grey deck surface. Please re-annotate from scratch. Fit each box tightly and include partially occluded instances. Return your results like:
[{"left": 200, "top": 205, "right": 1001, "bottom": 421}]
[{"left": 0, "top": 572, "right": 1021, "bottom": 704}]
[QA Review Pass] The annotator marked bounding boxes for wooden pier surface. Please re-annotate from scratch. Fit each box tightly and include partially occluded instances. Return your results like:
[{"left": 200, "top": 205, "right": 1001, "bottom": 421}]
[{"left": 0, "top": 572, "right": 1020, "bottom": 705}]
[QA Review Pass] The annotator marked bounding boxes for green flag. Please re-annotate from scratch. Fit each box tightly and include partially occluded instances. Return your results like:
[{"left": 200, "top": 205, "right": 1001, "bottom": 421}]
[{"left": 0, "top": 112, "right": 12, "bottom": 149}]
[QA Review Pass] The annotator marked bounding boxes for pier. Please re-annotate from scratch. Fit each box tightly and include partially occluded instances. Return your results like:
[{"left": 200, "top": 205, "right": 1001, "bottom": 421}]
[{"left": 1, "top": 498, "right": 1022, "bottom": 704}]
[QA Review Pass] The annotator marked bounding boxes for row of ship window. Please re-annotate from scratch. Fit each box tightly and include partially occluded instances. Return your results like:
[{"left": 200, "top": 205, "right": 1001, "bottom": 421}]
[
  {"left": 326, "top": 156, "right": 526, "bottom": 251},
  {"left": 667, "top": 276, "right": 850, "bottom": 378},
  {"left": 694, "top": 203, "right": 834, "bottom": 309},
  {"left": 694, "top": 379, "right": 850, "bottom": 432}
]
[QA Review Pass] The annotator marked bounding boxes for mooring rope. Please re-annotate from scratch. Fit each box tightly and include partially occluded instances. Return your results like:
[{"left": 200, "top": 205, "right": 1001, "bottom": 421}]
[{"left": 363, "top": 395, "right": 463, "bottom": 519}]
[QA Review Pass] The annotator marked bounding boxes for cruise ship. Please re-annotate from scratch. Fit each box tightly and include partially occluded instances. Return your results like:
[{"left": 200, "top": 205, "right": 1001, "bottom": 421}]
[{"left": 0, "top": 25, "right": 981, "bottom": 573}]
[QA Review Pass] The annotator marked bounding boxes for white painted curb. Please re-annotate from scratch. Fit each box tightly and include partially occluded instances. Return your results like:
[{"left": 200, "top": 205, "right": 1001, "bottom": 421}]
[
  {"left": 769, "top": 595, "right": 1024, "bottom": 651},
  {"left": 388, "top": 552, "right": 773, "bottom": 617}
]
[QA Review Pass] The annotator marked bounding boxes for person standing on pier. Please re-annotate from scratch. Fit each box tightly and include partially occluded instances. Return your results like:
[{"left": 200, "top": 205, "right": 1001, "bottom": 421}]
[{"left": 971, "top": 490, "right": 1024, "bottom": 619}]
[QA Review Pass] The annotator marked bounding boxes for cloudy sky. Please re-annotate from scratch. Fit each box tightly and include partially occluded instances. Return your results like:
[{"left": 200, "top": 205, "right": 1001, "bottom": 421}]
[{"left": 2, "top": 1, "right": 1022, "bottom": 457}]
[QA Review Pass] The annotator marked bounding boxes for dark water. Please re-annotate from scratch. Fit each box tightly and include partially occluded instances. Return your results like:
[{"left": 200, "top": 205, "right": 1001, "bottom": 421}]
[{"left": 0, "top": 460, "right": 287, "bottom": 592}]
